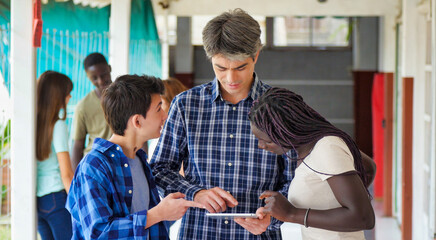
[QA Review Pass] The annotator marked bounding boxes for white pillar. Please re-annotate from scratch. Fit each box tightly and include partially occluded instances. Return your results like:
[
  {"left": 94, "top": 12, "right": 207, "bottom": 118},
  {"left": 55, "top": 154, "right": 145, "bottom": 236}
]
[
  {"left": 431, "top": 0, "right": 436, "bottom": 236},
  {"left": 109, "top": 0, "right": 131, "bottom": 79},
  {"left": 161, "top": 8, "right": 170, "bottom": 79},
  {"left": 411, "top": 3, "right": 432, "bottom": 239},
  {"left": 10, "top": 1, "right": 37, "bottom": 240},
  {"left": 401, "top": 0, "right": 418, "bottom": 78}
]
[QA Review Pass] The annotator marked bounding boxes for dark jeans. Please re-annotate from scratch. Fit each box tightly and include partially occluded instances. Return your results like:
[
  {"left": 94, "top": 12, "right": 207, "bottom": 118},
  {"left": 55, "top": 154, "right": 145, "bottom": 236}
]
[{"left": 37, "top": 190, "right": 72, "bottom": 240}]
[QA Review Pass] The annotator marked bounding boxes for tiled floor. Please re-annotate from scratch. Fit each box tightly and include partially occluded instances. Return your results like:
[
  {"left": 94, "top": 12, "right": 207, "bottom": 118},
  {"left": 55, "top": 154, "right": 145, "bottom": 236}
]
[
  {"left": 372, "top": 200, "right": 401, "bottom": 240},
  {"left": 169, "top": 200, "right": 402, "bottom": 239},
  {"left": 169, "top": 220, "right": 304, "bottom": 239},
  {"left": 281, "top": 222, "right": 302, "bottom": 239}
]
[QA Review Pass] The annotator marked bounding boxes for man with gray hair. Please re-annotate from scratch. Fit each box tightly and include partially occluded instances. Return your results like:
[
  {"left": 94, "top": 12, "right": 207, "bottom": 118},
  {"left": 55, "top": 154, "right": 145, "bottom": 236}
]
[{"left": 151, "top": 8, "right": 296, "bottom": 239}]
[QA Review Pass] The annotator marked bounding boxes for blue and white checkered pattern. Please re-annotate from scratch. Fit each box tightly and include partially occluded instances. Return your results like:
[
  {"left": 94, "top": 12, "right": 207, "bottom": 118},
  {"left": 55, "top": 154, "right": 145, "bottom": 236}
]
[
  {"left": 66, "top": 138, "right": 169, "bottom": 240},
  {"left": 151, "top": 75, "right": 297, "bottom": 240}
]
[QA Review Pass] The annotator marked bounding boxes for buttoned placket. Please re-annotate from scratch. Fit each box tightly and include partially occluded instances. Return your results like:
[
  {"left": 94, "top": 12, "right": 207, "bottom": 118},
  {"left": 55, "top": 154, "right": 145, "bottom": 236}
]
[
  {"left": 112, "top": 146, "right": 133, "bottom": 196},
  {"left": 227, "top": 104, "right": 237, "bottom": 169}
]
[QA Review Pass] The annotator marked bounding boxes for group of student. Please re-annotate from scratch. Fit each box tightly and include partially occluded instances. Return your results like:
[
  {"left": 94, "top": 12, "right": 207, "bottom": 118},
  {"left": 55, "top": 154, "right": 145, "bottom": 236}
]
[
  {"left": 35, "top": 8, "right": 376, "bottom": 240},
  {"left": 36, "top": 53, "right": 188, "bottom": 239}
]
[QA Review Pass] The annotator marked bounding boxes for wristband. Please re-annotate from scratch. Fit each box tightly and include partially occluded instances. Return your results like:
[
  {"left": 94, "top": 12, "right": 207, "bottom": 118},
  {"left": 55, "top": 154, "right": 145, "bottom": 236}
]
[{"left": 304, "top": 208, "right": 311, "bottom": 228}]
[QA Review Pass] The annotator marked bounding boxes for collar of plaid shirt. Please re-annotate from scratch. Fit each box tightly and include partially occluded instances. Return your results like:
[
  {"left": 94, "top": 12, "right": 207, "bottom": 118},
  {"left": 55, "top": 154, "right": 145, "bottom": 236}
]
[{"left": 211, "top": 72, "right": 263, "bottom": 103}]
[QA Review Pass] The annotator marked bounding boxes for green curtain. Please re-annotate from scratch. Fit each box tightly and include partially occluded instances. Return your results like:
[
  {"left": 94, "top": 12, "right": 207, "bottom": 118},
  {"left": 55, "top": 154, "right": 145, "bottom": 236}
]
[{"left": 0, "top": 0, "right": 162, "bottom": 129}]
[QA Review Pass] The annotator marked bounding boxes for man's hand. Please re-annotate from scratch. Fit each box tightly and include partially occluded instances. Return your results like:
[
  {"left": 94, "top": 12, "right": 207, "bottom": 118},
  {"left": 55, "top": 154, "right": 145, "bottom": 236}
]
[
  {"left": 194, "top": 187, "right": 238, "bottom": 213},
  {"left": 234, "top": 208, "right": 270, "bottom": 235},
  {"left": 156, "top": 192, "right": 205, "bottom": 221}
]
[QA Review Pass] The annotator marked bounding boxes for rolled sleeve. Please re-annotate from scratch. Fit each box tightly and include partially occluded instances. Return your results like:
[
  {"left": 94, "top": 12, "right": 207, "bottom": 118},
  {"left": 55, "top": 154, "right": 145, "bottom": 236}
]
[{"left": 151, "top": 98, "right": 204, "bottom": 199}]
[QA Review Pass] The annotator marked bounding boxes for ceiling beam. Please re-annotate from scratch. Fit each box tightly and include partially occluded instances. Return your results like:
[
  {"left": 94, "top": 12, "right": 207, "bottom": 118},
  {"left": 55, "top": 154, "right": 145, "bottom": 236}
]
[{"left": 152, "top": 0, "right": 399, "bottom": 16}]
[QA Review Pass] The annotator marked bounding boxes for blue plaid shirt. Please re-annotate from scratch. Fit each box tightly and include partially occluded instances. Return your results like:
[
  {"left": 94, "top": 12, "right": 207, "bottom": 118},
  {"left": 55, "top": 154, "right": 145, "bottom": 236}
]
[
  {"left": 150, "top": 75, "right": 297, "bottom": 239},
  {"left": 66, "top": 138, "right": 169, "bottom": 240}
]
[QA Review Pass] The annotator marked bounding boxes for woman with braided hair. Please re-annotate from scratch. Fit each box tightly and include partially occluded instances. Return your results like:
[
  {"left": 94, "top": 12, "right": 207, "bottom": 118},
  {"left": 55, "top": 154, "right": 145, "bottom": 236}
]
[{"left": 248, "top": 87, "right": 375, "bottom": 240}]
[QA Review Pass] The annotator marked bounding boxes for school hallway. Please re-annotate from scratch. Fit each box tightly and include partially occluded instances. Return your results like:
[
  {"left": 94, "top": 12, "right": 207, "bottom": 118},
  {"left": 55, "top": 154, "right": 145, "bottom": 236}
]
[{"left": 3, "top": 1, "right": 436, "bottom": 240}]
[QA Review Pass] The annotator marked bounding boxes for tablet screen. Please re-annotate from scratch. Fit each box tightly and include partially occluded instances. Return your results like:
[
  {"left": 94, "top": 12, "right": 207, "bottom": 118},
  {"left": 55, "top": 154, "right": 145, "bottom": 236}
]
[{"left": 205, "top": 213, "right": 258, "bottom": 219}]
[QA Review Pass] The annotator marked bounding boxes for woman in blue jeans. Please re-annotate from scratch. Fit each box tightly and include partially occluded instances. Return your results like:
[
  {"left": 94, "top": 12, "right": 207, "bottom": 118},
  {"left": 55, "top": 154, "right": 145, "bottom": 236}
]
[{"left": 36, "top": 71, "right": 74, "bottom": 240}]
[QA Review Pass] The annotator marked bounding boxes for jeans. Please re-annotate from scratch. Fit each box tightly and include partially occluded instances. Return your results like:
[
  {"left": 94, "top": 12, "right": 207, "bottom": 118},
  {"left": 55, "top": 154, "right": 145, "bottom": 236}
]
[{"left": 37, "top": 190, "right": 72, "bottom": 240}]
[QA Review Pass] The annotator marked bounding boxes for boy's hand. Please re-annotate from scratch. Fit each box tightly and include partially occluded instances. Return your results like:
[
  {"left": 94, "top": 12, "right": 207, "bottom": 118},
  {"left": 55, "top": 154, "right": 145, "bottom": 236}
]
[
  {"left": 156, "top": 192, "right": 205, "bottom": 221},
  {"left": 194, "top": 187, "right": 238, "bottom": 213}
]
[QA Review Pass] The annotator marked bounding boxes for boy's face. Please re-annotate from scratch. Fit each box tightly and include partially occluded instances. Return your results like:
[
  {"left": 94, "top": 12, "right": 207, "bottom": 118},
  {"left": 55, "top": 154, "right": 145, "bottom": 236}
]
[
  {"left": 139, "top": 94, "right": 168, "bottom": 140},
  {"left": 86, "top": 63, "right": 112, "bottom": 93}
]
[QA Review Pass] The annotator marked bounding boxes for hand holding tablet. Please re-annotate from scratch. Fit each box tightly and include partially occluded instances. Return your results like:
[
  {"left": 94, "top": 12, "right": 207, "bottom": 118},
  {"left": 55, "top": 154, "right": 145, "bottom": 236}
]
[{"left": 233, "top": 208, "right": 271, "bottom": 235}]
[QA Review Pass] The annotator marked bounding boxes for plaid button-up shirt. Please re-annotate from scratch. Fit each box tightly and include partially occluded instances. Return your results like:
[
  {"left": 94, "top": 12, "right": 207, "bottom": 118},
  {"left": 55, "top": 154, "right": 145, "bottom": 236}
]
[
  {"left": 66, "top": 138, "right": 169, "bottom": 240},
  {"left": 151, "top": 75, "right": 297, "bottom": 239}
]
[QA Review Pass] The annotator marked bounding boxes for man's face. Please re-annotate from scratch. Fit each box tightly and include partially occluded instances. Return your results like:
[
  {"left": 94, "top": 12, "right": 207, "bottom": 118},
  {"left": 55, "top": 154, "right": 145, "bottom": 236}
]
[
  {"left": 211, "top": 53, "right": 259, "bottom": 99},
  {"left": 250, "top": 123, "right": 286, "bottom": 155},
  {"left": 86, "top": 63, "right": 112, "bottom": 92},
  {"left": 139, "top": 94, "right": 168, "bottom": 140}
]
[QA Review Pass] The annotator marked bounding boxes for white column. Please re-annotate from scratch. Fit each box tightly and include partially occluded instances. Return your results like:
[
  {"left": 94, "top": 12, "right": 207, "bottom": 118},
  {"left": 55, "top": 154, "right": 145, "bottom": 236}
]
[
  {"left": 401, "top": 0, "right": 418, "bottom": 78},
  {"left": 412, "top": 3, "right": 432, "bottom": 239},
  {"left": 10, "top": 1, "right": 37, "bottom": 240},
  {"left": 109, "top": 0, "right": 131, "bottom": 79},
  {"left": 161, "top": 8, "right": 170, "bottom": 79},
  {"left": 430, "top": 0, "right": 436, "bottom": 237}
]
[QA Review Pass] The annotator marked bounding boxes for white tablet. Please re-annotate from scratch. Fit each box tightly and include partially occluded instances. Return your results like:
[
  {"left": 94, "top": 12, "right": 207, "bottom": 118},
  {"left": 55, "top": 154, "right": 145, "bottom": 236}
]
[{"left": 205, "top": 213, "right": 258, "bottom": 219}]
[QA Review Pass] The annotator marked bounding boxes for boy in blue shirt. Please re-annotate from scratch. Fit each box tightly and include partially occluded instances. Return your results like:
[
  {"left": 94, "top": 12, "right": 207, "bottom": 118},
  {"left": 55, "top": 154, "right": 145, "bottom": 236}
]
[{"left": 66, "top": 75, "right": 203, "bottom": 239}]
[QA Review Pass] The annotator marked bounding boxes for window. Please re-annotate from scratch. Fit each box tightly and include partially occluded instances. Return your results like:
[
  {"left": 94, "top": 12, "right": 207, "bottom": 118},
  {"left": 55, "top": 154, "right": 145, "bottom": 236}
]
[
  {"left": 155, "top": 15, "right": 177, "bottom": 45},
  {"left": 273, "top": 16, "right": 350, "bottom": 47}
]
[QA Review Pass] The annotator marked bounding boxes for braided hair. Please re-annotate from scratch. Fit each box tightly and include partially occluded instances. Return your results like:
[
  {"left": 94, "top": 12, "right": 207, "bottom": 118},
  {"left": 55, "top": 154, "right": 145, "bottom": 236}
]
[{"left": 249, "top": 87, "right": 368, "bottom": 187}]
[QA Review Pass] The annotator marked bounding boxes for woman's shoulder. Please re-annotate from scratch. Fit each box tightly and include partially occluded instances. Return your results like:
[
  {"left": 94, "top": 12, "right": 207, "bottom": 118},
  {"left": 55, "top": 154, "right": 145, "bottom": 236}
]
[
  {"left": 307, "top": 136, "right": 355, "bottom": 178},
  {"left": 309, "top": 136, "right": 353, "bottom": 164},
  {"left": 54, "top": 119, "right": 67, "bottom": 128},
  {"left": 314, "top": 136, "right": 348, "bottom": 152},
  {"left": 53, "top": 119, "right": 68, "bottom": 137}
]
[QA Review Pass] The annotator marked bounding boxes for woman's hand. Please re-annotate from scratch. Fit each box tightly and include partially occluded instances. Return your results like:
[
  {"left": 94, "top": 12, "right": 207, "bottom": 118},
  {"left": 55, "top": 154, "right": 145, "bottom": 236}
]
[{"left": 259, "top": 190, "right": 296, "bottom": 222}]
